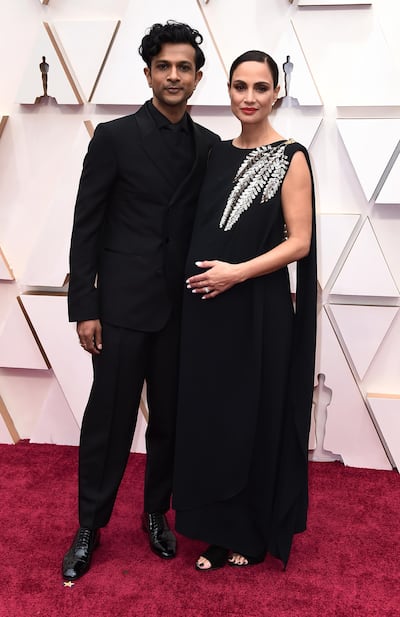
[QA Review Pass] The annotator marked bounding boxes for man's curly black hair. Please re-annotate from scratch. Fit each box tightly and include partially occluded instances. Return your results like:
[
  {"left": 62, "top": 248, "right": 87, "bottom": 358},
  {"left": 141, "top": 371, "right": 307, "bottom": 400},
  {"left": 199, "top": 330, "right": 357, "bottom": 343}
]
[{"left": 139, "top": 21, "right": 205, "bottom": 70}]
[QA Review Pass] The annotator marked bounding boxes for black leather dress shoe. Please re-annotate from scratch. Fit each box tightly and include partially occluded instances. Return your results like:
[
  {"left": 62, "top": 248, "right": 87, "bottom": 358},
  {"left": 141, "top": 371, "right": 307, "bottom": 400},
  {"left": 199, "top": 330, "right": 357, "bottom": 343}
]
[
  {"left": 142, "top": 512, "right": 177, "bottom": 559},
  {"left": 62, "top": 527, "right": 100, "bottom": 581}
]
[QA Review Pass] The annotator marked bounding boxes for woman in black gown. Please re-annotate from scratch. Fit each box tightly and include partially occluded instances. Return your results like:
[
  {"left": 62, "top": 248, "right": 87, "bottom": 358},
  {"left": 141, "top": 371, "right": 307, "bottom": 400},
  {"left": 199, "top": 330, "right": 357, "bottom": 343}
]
[{"left": 173, "top": 51, "right": 317, "bottom": 570}]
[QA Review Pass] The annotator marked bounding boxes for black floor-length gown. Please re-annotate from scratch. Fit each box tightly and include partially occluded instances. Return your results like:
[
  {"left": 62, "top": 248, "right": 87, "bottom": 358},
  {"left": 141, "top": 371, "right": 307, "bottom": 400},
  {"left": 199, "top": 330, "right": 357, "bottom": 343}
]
[{"left": 173, "top": 139, "right": 317, "bottom": 567}]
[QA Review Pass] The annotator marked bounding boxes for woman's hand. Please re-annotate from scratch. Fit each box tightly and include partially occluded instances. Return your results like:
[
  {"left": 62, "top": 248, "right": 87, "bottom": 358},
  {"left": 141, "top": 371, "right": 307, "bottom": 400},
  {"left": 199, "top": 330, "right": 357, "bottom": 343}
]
[{"left": 186, "top": 260, "right": 244, "bottom": 299}]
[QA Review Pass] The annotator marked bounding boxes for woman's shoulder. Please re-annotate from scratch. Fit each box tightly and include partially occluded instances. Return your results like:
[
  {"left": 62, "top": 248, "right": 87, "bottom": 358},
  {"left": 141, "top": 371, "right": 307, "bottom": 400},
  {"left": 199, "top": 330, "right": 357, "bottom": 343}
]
[
  {"left": 280, "top": 139, "right": 311, "bottom": 167},
  {"left": 282, "top": 138, "right": 308, "bottom": 156}
]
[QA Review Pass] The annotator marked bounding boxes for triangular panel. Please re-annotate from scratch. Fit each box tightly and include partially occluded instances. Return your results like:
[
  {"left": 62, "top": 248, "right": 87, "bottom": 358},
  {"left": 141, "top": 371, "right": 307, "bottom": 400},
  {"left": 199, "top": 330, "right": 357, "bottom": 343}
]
[
  {"left": 131, "top": 401, "right": 147, "bottom": 454},
  {"left": 0, "top": 413, "right": 16, "bottom": 444},
  {"left": 22, "top": 123, "right": 91, "bottom": 287},
  {"left": 375, "top": 150, "right": 400, "bottom": 205},
  {"left": 30, "top": 379, "right": 80, "bottom": 446},
  {"left": 371, "top": 212, "right": 400, "bottom": 290},
  {"left": 0, "top": 246, "right": 14, "bottom": 281},
  {"left": 337, "top": 119, "right": 400, "bottom": 200},
  {"left": 315, "top": 308, "right": 391, "bottom": 469},
  {"left": 294, "top": 10, "right": 399, "bottom": 106},
  {"left": 0, "top": 116, "right": 8, "bottom": 139},
  {"left": 0, "top": 301, "right": 49, "bottom": 370},
  {"left": 20, "top": 294, "right": 147, "bottom": 453},
  {"left": 330, "top": 218, "right": 399, "bottom": 297},
  {"left": 18, "top": 294, "right": 92, "bottom": 426},
  {"left": 0, "top": 395, "right": 20, "bottom": 444},
  {"left": 362, "top": 308, "right": 400, "bottom": 395},
  {"left": 330, "top": 304, "right": 399, "bottom": 380},
  {"left": 317, "top": 214, "right": 359, "bottom": 289},
  {"left": 336, "top": 24, "right": 400, "bottom": 106},
  {"left": 272, "top": 113, "right": 322, "bottom": 150},
  {"left": 50, "top": 20, "right": 120, "bottom": 102},
  {"left": 368, "top": 395, "right": 400, "bottom": 471},
  {"left": 92, "top": 0, "right": 228, "bottom": 105}
]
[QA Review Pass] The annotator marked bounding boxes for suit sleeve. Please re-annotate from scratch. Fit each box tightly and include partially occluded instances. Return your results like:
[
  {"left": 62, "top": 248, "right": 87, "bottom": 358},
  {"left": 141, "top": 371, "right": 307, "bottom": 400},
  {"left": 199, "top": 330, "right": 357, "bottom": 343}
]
[{"left": 68, "top": 123, "right": 117, "bottom": 322}]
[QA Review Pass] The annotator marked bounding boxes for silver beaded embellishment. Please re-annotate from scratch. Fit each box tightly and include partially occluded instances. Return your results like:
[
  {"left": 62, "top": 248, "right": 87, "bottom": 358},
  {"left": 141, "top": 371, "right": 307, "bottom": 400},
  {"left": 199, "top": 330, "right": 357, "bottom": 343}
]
[{"left": 219, "top": 139, "right": 294, "bottom": 231}]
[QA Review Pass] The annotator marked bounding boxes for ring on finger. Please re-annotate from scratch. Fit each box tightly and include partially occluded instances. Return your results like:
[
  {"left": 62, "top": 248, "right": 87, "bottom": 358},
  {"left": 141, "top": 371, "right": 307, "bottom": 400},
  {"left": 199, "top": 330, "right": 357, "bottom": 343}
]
[{"left": 205, "top": 287, "right": 210, "bottom": 294}]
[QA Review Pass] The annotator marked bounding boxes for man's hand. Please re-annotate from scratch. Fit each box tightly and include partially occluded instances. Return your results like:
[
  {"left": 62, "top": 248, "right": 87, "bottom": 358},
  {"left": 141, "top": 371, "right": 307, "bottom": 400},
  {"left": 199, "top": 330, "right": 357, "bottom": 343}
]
[{"left": 77, "top": 319, "right": 102, "bottom": 355}]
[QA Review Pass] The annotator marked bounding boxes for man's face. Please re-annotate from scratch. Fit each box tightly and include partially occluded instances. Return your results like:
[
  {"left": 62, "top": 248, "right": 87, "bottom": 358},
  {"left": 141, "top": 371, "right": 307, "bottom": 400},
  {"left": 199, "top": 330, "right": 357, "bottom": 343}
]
[{"left": 144, "top": 43, "right": 202, "bottom": 116}]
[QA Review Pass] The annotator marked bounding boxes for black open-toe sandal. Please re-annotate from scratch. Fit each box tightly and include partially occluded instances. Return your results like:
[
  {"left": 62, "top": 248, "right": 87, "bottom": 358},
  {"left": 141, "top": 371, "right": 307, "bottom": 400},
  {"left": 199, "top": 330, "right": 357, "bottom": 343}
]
[
  {"left": 195, "top": 545, "right": 230, "bottom": 571},
  {"left": 227, "top": 552, "right": 265, "bottom": 567}
]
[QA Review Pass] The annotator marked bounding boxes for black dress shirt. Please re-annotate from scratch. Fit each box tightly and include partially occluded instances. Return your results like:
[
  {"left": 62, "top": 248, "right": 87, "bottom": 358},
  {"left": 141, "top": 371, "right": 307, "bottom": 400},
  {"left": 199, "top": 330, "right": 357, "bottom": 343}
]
[{"left": 146, "top": 100, "right": 195, "bottom": 192}]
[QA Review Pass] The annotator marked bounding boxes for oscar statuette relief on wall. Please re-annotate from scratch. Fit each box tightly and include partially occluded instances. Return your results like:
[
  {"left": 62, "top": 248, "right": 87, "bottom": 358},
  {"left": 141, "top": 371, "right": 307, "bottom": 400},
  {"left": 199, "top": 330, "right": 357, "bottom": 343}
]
[
  {"left": 267, "top": 22, "right": 323, "bottom": 148},
  {"left": 275, "top": 55, "right": 299, "bottom": 108},
  {"left": 17, "top": 23, "right": 82, "bottom": 105},
  {"left": 35, "top": 55, "right": 57, "bottom": 104}
]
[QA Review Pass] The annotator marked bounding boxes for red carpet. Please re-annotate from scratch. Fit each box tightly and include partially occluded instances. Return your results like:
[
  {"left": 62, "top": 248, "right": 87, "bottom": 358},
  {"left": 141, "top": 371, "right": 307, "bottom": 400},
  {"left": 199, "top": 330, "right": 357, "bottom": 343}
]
[{"left": 0, "top": 441, "right": 399, "bottom": 617}]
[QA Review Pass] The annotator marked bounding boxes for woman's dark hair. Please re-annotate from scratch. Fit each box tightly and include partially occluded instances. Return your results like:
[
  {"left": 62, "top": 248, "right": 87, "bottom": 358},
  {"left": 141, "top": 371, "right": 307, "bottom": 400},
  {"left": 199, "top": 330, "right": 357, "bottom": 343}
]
[
  {"left": 139, "top": 21, "right": 205, "bottom": 70},
  {"left": 229, "top": 50, "right": 279, "bottom": 88}
]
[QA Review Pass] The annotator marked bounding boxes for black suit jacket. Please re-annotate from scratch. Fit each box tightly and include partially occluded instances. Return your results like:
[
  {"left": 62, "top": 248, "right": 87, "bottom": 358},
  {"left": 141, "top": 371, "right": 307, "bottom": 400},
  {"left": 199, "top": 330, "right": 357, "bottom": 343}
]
[{"left": 68, "top": 104, "right": 219, "bottom": 331}]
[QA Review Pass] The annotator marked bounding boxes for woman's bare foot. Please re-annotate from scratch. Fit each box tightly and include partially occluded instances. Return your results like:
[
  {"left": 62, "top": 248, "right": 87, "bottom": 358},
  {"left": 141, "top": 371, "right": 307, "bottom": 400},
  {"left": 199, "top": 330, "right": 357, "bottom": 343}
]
[
  {"left": 195, "top": 545, "right": 229, "bottom": 571},
  {"left": 228, "top": 553, "right": 249, "bottom": 566},
  {"left": 228, "top": 552, "right": 265, "bottom": 567},
  {"left": 196, "top": 555, "right": 213, "bottom": 570}
]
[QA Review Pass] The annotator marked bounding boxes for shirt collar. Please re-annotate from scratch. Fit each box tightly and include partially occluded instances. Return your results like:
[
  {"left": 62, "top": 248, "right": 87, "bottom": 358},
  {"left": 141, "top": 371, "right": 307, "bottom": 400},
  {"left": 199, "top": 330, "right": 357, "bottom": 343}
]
[{"left": 146, "top": 99, "right": 190, "bottom": 133}]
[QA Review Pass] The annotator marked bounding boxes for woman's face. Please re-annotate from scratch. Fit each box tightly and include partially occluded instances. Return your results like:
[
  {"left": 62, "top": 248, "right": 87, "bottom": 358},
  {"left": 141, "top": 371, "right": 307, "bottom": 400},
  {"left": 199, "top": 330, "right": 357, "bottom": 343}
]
[{"left": 228, "top": 61, "right": 280, "bottom": 125}]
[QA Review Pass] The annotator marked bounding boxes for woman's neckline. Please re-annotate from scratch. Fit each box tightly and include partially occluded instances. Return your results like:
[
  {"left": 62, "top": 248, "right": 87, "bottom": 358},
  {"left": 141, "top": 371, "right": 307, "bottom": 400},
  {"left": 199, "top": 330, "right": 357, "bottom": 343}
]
[{"left": 230, "top": 138, "right": 287, "bottom": 150}]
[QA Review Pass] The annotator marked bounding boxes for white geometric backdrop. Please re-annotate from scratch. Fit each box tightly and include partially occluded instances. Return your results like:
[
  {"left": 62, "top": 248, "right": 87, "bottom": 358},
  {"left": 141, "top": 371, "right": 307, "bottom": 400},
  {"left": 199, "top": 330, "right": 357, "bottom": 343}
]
[{"left": 0, "top": 0, "right": 399, "bottom": 471}]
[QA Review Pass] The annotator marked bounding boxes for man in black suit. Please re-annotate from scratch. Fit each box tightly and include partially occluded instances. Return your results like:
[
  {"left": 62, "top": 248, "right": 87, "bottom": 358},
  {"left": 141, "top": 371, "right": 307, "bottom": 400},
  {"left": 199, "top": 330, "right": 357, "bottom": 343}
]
[{"left": 62, "top": 21, "right": 219, "bottom": 581}]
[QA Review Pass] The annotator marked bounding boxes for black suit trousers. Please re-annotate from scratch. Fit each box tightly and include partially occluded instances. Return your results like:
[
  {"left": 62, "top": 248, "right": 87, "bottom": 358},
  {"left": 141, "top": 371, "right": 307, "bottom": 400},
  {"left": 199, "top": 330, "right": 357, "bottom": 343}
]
[{"left": 78, "top": 310, "right": 181, "bottom": 529}]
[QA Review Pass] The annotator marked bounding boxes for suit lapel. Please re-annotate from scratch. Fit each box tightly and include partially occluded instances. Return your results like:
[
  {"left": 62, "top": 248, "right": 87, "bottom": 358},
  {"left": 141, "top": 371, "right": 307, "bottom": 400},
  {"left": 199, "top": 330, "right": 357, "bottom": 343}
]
[{"left": 135, "top": 105, "right": 210, "bottom": 203}]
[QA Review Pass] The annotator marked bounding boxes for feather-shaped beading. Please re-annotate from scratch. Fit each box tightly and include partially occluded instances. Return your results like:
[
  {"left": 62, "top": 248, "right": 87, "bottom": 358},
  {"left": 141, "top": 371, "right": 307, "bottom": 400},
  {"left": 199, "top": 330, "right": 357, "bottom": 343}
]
[{"left": 219, "top": 140, "right": 294, "bottom": 231}]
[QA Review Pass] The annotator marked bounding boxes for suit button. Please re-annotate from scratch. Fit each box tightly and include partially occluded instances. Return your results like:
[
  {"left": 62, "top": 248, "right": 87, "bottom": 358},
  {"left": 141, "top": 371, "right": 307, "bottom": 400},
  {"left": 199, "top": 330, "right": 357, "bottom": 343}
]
[{"left": 164, "top": 237, "right": 170, "bottom": 244}]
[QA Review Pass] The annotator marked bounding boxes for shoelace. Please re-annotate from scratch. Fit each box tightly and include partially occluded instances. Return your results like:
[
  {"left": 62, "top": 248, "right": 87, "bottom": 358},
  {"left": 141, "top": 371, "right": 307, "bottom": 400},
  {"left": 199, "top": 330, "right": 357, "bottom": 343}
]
[
  {"left": 76, "top": 528, "right": 92, "bottom": 549},
  {"left": 148, "top": 514, "right": 163, "bottom": 531}
]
